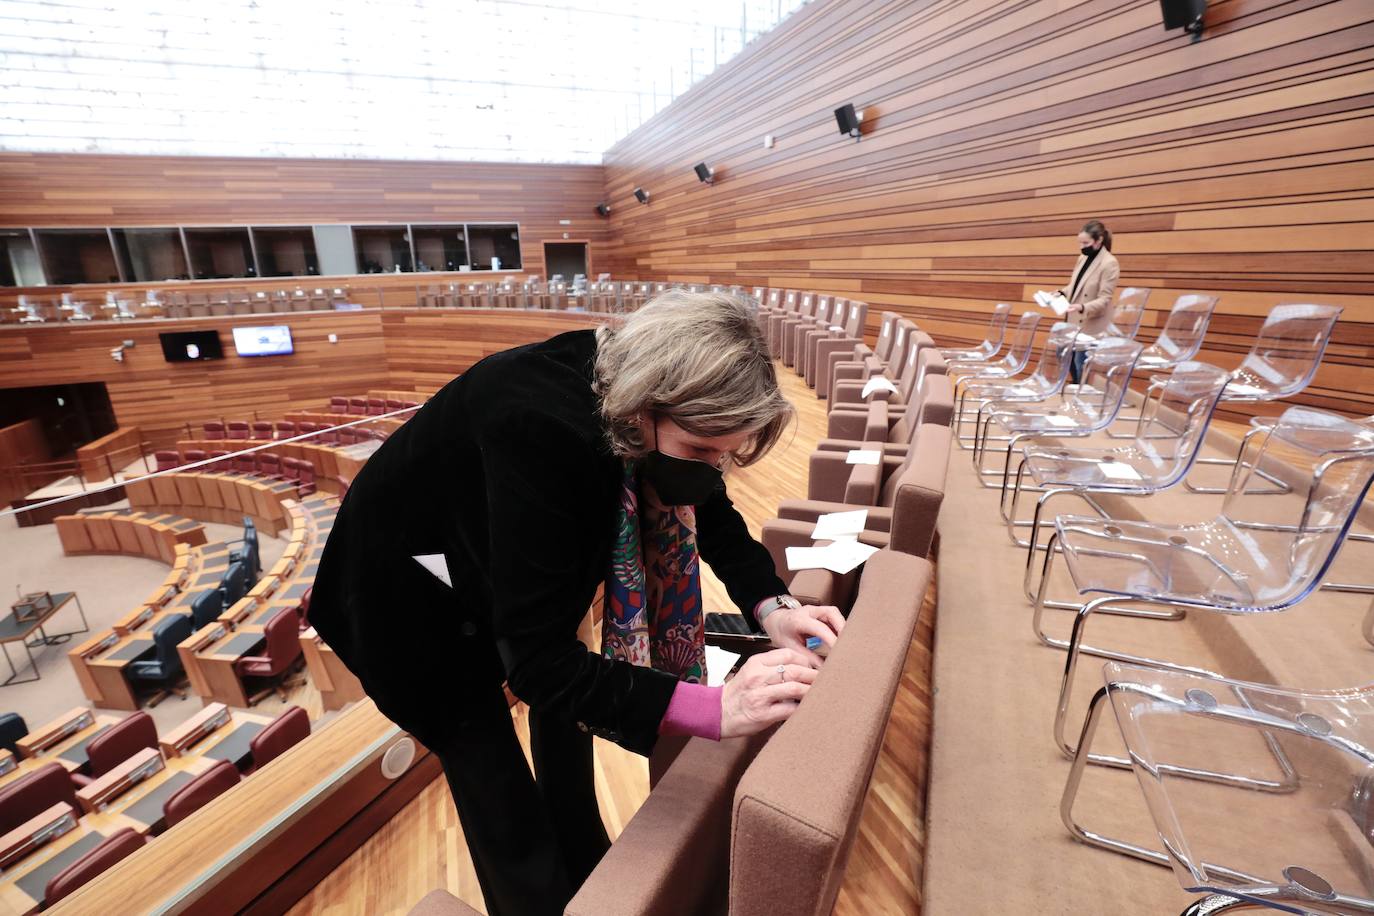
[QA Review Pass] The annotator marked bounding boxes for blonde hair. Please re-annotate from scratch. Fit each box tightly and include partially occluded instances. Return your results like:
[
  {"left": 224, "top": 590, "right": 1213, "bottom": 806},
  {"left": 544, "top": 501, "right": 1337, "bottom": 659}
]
[{"left": 593, "top": 290, "right": 793, "bottom": 466}]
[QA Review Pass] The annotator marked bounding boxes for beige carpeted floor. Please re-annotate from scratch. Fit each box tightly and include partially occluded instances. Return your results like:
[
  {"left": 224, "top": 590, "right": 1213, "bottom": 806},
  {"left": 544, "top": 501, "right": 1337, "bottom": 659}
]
[
  {"left": 923, "top": 423, "right": 1374, "bottom": 914},
  {"left": 0, "top": 501, "right": 286, "bottom": 734}
]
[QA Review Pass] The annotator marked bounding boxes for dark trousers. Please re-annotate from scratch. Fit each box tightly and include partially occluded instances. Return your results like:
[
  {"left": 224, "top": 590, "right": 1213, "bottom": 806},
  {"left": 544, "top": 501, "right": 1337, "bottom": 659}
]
[
  {"left": 1069, "top": 348, "right": 1089, "bottom": 385},
  {"left": 434, "top": 682, "right": 611, "bottom": 916}
]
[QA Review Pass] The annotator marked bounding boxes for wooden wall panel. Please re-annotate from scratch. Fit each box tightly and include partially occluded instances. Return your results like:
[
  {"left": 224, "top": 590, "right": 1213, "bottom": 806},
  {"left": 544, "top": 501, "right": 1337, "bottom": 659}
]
[
  {"left": 0, "top": 153, "right": 607, "bottom": 287},
  {"left": 0, "top": 417, "right": 49, "bottom": 505},
  {"left": 600, "top": 0, "right": 1374, "bottom": 421}
]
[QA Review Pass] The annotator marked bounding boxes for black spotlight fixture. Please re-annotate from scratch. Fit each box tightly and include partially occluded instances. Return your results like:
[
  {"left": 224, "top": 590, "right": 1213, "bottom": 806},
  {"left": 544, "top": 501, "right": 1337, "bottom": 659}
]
[
  {"left": 693, "top": 162, "right": 714, "bottom": 185},
  {"left": 834, "top": 103, "right": 862, "bottom": 141},
  {"left": 1160, "top": 0, "right": 1205, "bottom": 39},
  {"left": 595, "top": 203, "right": 611, "bottom": 217},
  {"left": 633, "top": 187, "right": 650, "bottom": 204}
]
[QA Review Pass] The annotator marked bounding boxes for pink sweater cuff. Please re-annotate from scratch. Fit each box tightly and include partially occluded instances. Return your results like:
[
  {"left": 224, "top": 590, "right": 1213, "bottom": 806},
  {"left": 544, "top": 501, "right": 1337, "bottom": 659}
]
[{"left": 658, "top": 682, "right": 723, "bottom": 741}]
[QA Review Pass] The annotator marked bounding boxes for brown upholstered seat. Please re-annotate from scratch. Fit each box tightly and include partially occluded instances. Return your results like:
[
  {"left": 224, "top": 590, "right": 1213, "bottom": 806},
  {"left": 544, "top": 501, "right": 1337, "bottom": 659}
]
[
  {"left": 247, "top": 705, "right": 310, "bottom": 770},
  {"left": 163, "top": 758, "right": 240, "bottom": 827},
  {"left": 44, "top": 826, "right": 145, "bottom": 905}
]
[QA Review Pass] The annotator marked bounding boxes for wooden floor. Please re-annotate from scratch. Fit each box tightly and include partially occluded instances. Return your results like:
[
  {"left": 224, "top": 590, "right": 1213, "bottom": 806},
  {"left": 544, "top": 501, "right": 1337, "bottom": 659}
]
[{"left": 288, "top": 362, "right": 934, "bottom": 916}]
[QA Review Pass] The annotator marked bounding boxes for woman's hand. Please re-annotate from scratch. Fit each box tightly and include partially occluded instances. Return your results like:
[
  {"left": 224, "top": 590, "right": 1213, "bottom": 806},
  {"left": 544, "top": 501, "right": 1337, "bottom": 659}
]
[
  {"left": 720, "top": 648, "right": 818, "bottom": 739},
  {"left": 760, "top": 604, "right": 845, "bottom": 665}
]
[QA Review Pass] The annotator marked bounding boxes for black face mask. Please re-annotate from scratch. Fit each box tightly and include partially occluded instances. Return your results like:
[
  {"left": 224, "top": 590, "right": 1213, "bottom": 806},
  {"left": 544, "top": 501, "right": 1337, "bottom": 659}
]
[
  {"left": 1080, "top": 244, "right": 1097, "bottom": 257},
  {"left": 641, "top": 451, "right": 722, "bottom": 506}
]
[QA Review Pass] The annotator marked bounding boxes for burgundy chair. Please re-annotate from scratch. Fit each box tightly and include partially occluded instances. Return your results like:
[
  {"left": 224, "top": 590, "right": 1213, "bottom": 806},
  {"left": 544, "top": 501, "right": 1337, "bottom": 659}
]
[
  {"left": 69, "top": 711, "right": 159, "bottom": 788},
  {"left": 256, "top": 453, "right": 283, "bottom": 480},
  {"left": 0, "top": 762, "right": 77, "bottom": 834},
  {"left": 366, "top": 397, "right": 386, "bottom": 416},
  {"left": 231, "top": 452, "right": 257, "bottom": 474},
  {"left": 154, "top": 450, "right": 180, "bottom": 472},
  {"left": 275, "top": 421, "right": 296, "bottom": 439},
  {"left": 250, "top": 421, "right": 275, "bottom": 440},
  {"left": 202, "top": 421, "right": 226, "bottom": 440},
  {"left": 402, "top": 401, "right": 420, "bottom": 409},
  {"left": 208, "top": 449, "right": 231, "bottom": 471},
  {"left": 234, "top": 608, "right": 304, "bottom": 704},
  {"left": 226, "top": 420, "right": 251, "bottom": 439},
  {"left": 280, "top": 456, "right": 302, "bottom": 485},
  {"left": 293, "top": 458, "right": 317, "bottom": 496},
  {"left": 181, "top": 449, "right": 207, "bottom": 466},
  {"left": 295, "top": 421, "right": 317, "bottom": 436},
  {"left": 347, "top": 397, "right": 367, "bottom": 416},
  {"left": 385, "top": 398, "right": 403, "bottom": 412},
  {"left": 162, "top": 759, "right": 240, "bottom": 827},
  {"left": 296, "top": 586, "right": 313, "bottom": 631},
  {"left": 247, "top": 705, "right": 311, "bottom": 771},
  {"left": 44, "top": 827, "right": 146, "bottom": 905},
  {"left": 329, "top": 396, "right": 349, "bottom": 413}
]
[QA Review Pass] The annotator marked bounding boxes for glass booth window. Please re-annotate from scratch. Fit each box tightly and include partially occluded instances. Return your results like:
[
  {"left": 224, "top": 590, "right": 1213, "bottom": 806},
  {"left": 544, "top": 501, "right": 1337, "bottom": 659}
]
[
  {"left": 253, "top": 226, "right": 319, "bottom": 277},
  {"left": 466, "top": 224, "right": 521, "bottom": 270},
  {"left": 411, "top": 225, "right": 468, "bottom": 272},
  {"left": 185, "top": 227, "right": 257, "bottom": 280},
  {"left": 112, "top": 228, "right": 191, "bottom": 282},
  {"left": 34, "top": 229, "right": 122, "bottom": 285},
  {"left": 352, "top": 226, "right": 413, "bottom": 273},
  {"left": 0, "top": 230, "right": 45, "bottom": 287}
]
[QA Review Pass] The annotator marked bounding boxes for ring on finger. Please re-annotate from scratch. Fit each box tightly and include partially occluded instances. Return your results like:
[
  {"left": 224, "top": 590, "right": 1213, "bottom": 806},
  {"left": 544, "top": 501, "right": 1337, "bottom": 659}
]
[{"left": 776, "top": 664, "right": 787, "bottom": 684}]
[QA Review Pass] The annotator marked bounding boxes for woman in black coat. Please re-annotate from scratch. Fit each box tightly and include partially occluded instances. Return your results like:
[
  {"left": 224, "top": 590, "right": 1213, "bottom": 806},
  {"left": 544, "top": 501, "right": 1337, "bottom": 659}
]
[{"left": 309, "top": 290, "right": 844, "bottom": 915}]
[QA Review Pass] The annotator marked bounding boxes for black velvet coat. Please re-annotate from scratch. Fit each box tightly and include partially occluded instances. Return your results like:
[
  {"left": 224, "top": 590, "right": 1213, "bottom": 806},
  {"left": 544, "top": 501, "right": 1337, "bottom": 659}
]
[{"left": 309, "top": 330, "right": 787, "bottom": 756}]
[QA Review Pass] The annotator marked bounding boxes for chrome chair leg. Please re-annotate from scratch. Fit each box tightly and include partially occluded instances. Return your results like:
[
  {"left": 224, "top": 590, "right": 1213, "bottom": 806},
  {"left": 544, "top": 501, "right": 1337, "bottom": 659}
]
[
  {"left": 1052, "top": 601, "right": 1299, "bottom": 791},
  {"left": 1320, "top": 531, "right": 1374, "bottom": 594},
  {"left": 1364, "top": 597, "right": 1374, "bottom": 648},
  {"left": 1185, "top": 427, "right": 1292, "bottom": 496},
  {"left": 1029, "top": 532, "right": 1186, "bottom": 620},
  {"left": 1178, "top": 896, "right": 1261, "bottom": 916}
]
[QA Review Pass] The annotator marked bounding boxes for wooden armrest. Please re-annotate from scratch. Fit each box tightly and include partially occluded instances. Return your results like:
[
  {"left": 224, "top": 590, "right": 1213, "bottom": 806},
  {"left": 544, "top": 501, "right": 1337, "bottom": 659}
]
[{"left": 76, "top": 747, "right": 164, "bottom": 814}]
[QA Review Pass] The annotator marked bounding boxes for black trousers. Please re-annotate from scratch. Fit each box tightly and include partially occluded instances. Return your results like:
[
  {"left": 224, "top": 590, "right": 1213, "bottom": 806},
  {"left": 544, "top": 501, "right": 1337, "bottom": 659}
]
[
  {"left": 433, "top": 681, "right": 611, "bottom": 916},
  {"left": 1069, "top": 348, "right": 1089, "bottom": 385}
]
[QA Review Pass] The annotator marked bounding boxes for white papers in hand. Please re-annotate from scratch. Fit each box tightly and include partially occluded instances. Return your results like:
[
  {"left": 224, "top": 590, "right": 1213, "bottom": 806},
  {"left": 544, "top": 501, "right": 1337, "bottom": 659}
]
[
  {"left": 861, "top": 375, "right": 898, "bottom": 398},
  {"left": 846, "top": 449, "right": 882, "bottom": 465},
  {"left": 812, "top": 509, "right": 868, "bottom": 540},
  {"left": 412, "top": 553, "right": 452, "bottom": 587},
  {"left": 705, "top": 645, "right": 741, "bottom": 687},
  {"left": 785, "top": 539, "right": 880, "bottom": 575},
  {"left": 1099, "top": 461, "right": 1142, "bottom": 481},
  {"left": 1033, "top": 290, "right": 1071, "bottom": 317}
]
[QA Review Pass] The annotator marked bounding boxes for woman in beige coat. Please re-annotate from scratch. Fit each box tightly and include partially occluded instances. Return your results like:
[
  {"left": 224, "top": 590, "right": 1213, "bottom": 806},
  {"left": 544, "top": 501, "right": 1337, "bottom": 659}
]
[{"left": 1054, "top": 219, "right": 1119, "bottom": 383}]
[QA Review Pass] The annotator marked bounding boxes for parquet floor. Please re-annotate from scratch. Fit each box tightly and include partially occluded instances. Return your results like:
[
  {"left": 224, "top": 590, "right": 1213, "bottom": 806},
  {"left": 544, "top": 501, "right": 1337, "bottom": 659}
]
[{"left": 288, "top": 363, "right": 934, "bottom": 915}]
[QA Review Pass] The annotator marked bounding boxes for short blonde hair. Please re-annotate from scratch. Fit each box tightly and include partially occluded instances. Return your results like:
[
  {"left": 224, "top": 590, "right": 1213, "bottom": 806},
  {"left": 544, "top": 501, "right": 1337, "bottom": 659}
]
[{"left": 593, "top": 290, "right": 793, "bottom": 466}]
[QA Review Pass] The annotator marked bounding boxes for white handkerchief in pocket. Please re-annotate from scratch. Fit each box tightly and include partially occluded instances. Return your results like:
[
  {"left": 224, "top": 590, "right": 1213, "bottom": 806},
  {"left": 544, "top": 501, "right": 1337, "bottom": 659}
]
[{"left": 413, "top": 553, "right": 452, "bottom": 588}]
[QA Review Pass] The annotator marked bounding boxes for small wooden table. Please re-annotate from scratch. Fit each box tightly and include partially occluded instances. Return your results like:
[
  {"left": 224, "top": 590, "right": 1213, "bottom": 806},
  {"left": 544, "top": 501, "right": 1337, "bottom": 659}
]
[{"left": 0, "top": 593, "right": 89, "bottom": 686}]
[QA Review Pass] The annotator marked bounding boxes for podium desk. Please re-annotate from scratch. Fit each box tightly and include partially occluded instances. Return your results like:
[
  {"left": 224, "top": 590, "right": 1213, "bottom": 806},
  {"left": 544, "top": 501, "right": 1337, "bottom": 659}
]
[{"left": 0, "top": 593, "right": 89, "bottom": 686}]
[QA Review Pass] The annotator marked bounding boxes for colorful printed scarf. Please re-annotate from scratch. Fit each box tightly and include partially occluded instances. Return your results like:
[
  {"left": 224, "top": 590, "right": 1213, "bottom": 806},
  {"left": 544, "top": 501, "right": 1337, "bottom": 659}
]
[{"left": 601, "top": 460, "right": 706, "bottom": 682}]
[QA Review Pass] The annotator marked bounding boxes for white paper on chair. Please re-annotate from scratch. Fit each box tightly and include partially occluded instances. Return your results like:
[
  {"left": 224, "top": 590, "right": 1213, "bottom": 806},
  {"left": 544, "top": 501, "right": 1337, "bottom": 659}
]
[
  {"left": 1225, "top": 382, "right": 1266, "bottom": 398},
  {"left": 412, "top": 553, "right": 452, "bottom": 588},
  {"left": 861, "top": 375, "right": 898, "bottom": 398},
  {"left": 705, "top": 645, "right": 741, "bottom": 687},
  {"left": 846, "top": 449, "right": 882, "bottom": 465},
  {"left": 1033, "top": 290, "right": 1071, "bottom": 317},
  {"left": 1098, "top": 461, "right": 1142, "bottom": 480},
  {"left": 812, "top": 509, "right": 869, "bottom": 540},
  {"left": 785, "top": 540, "right": 879, "bottom": 575},
  {"left": 1045, "top": 414, "right": 1077, "bottom": 428},
  {"left": 829, "top": 324, "right": 844, "bottom": 332},
  {"left": 1006, "top": 385, "right": 1037, "bottom": 397}
]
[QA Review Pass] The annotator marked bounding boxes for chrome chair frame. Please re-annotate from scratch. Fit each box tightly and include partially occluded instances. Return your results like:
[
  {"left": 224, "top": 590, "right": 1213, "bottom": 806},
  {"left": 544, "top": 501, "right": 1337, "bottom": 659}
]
[
  {"left": 1103, "top": 294, "right": 1219, "bottom": 438},
  {"left": 954, "top": 323, "right": 1078, "bottom": 451},
  {"left": 939, "top": 302, "right": 1012, "bottom": 364}
]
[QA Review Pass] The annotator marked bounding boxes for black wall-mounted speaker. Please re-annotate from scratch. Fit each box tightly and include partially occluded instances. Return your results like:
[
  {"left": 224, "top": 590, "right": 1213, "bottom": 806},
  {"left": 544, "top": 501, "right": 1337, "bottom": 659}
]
[
  {"left": 834, "top": 103, "right": 860, "bottom": 138},
  {"left": 633, "top": 187, "right": 649, "bottom": 204},
  {"left": 595, "top": 203, "right": 610, "bottom": 217},
  {"left": 693, "top": 162, "right": 713, "bottom": 183},
  {"left": 1160, "top": 0, "right": 1205, "bottom": 29}
]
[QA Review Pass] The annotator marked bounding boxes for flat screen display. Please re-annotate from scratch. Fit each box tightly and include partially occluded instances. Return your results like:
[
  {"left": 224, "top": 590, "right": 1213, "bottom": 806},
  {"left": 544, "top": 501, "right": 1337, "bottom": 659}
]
[
  {"left": 232, "top": 325, "right": 294, "bottom": 357},
  {"left": 159, "top": 330, "right": 223, "bottom": 362}
]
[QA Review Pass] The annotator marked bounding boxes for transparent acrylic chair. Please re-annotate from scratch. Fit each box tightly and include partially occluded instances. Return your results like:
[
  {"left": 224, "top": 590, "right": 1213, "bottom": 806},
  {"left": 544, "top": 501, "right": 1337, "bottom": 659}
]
[
  {"left": 939, "top": 302, "right": 1011, "bottom": 363},
  {"left": 1180, "top": 303, "right": 1343, "bottom": 494},
  {"left": 948, "top": 311, "right": 1040, "bottom": 384},
  {"left": 1028, "top": 405, "right": 1374, "bottom": 763},
  {"left": 971, "top": 337, "right": 1143, "bottom": 489},
  {"left": 1107, "top": 287, "right": 1151, "bottom": 339},
  {"left": 1004, "top": 361, "right": 1231, "bottom": 557},
  {"left": 1104, "top": 294, "right": 1219, "bottom": 436},
  {"left": 1062, "top": 662, "right": 1374, "bottom": 915},
  {"left": 954, "top": 321, "right": 1078, "bottom": 449}
]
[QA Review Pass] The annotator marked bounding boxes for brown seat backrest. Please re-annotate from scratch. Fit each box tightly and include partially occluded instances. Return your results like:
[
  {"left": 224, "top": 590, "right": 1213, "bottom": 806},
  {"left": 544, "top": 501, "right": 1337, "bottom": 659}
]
[
  {"left": 890, "top": 356, "right": 953, "bottom": 444},
  {"left": 44, "top": 826, "right": 146, "bottom": 905},
  {"left": 87, "top": 711, "right": 158, "bottom": 779},
  {"left": 882, "top": 424, "right": 953, "bottom": 558},
  {"left": 0, "top": 762, "right": 76, "bottom": 834},
  {"left": 729, "top": 550, "right": 933, "bottom": 915},
  {"left": 163, "top": 758, "right": 241, "bottom": 827}
]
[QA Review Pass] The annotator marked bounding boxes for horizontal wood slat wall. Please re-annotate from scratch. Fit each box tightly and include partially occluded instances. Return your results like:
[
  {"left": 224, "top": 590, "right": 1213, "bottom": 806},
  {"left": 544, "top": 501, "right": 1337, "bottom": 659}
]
[
  {"left": 0, "top": 153, "right": 607, "bottom": 284},
  {"left": 0, "top": 310, "right": 605, "bottom": 451},
  {"left": 599, "top": 0, "right": 1374, "bottom": 421}
]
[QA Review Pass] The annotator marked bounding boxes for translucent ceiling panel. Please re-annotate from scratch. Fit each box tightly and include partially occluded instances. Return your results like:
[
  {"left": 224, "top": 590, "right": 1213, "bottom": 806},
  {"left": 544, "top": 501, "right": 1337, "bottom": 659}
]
[{"left": 0, "top": 0, "right": 808, "bottom": 163}]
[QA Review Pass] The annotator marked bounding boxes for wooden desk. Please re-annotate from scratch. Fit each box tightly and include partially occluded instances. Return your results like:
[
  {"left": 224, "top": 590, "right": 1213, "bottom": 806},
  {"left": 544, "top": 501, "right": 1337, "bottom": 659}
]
[
  {"left": 189, "top": 626, "right": 266, "bottom": 708},
  {"left": 82, "top": 634, "right": 156, "bottom": 711},
  {"left": 180, "top": 710, "right": 273, "bottom": 769},
  {"left": 6, "top": 710, "right": 121, "bottom": 783},
  {"left": 0, "top": 819, "right": 123, "bottom": 915},
  {"left": 0, "top": 593, "right": 88, "bottom": 686},
  {"left": 302, "top": 628, "right": 364, "bottom": 712}
]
